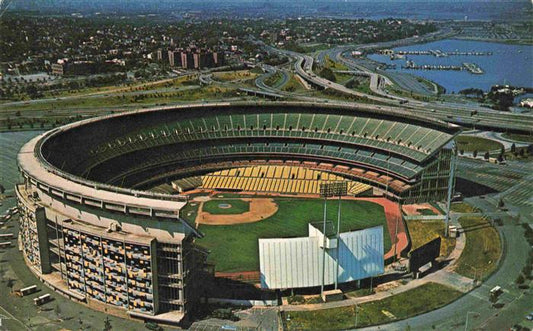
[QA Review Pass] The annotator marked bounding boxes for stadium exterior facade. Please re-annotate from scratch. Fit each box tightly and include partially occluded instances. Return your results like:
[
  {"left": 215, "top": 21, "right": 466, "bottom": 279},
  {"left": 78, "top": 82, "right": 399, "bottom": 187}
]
[{"left": 16, "top": 101, "right": 460, "bottom": 323}]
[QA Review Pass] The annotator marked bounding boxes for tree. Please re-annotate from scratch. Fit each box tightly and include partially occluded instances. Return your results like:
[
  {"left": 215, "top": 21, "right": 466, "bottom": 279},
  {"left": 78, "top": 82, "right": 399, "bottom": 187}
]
[
  {"left": 26, "top": 84, "right": 40, "bottom": 98},
  {"left": 346, "top": 79, "right": 359, "bottom": 89},
  {"left": 55, "top": 304, "right": 61, "bottom": 317},
  {"left": 103, "top": 316, "right": 112, "bottom": 331},
  {"left": 472, "top": 150, "right": 478, "bottom": 158},
  {"left": 516, "top": 274, "right": 525, "bottom": 284},
  {"left": 319, "top": 67, "right": 336, "bottom": 82},
  {"left": 484, "top": 151, "right": 490, "bottom": 160}
]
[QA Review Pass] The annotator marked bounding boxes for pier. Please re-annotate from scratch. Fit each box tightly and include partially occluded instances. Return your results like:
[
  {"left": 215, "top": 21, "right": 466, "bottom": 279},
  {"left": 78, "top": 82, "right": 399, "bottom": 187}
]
[
  {"left": 402, "top": 60, "right": 484, "bottom": 74},
  {"left": 463, "top": 62, "right": 484, "bottom": 74},
  {"left": 380, "top": 49, "right": 493, "bottom": 57}
]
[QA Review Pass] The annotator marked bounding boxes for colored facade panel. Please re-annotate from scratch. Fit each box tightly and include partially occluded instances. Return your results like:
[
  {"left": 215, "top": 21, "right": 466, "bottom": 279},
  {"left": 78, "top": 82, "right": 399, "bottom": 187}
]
[{"left": 259, "top": 226, "right": 384, "bottom": 289}]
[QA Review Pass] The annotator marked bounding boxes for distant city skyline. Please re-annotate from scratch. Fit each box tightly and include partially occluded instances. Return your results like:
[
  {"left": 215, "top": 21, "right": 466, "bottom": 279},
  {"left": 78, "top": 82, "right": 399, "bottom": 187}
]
[{"left": 7, "top": 0, "right": 531, "bottom": 22}]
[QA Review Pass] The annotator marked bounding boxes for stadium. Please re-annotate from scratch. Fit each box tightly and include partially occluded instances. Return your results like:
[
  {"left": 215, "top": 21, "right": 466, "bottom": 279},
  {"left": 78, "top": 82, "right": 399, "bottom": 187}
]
[{"left": 15, "top": 101, "right": 460, "bottom": 324}]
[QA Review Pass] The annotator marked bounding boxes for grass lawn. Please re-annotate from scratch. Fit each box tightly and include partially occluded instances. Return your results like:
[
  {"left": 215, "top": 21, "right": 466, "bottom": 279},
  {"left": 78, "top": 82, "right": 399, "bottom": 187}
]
[
  {"left": 334, "top": 72, "right": 354, "bottom": 84},
  {"left": 416, "top": 76, "right": 437, "bottom": 92},
  {"left": 282, "top": 74, "right": 307, "bottom": 93},
  {"left": 456, "top": 135, "right": 503, "bottom": 153},
  {"left": 202, "top": 199, "right": 250, "bottom": 215},
  {"left": 416, "top": 208, "right": 437, "bottom": 216},
  {"left": 455, "top": 216, "right": 502, "bottom": 280},
  {"left": 350, "top": 78, "right": 373, "bottom": 95},
  {"left": 1, "top": 85, "right": 238, "bottom": 113},
  {"left": 324, "top": 56, "right": 349, "bottom": 71},
  {"left": 406, "top": 220, "right": 456, "bottom": 257},
  {"left": 429, "top": 202, "right": 446, "bottom": 214},
  {"left": 501, "top": 132, "right": 533, "bottom": 143},
  {"left": 196, "top": 198, "right": 389, "bottom": 272},
  {"left": 212, "top": 70, "right": 257, "bottom": 82},
  {"left": 264, "top": 72, "right": 283, "bottom": 87},
  {"left": 385, "top": 84, "right": 435, "bottom": 102},
  {"left": 286, "top": 282, "right": 462, "bottom": 330},
  {"left": 180, "top": 201, "right": 201, "bottom": 223},
  {"left": 451, "top": 202, "right": 480, "bottom": 213}
]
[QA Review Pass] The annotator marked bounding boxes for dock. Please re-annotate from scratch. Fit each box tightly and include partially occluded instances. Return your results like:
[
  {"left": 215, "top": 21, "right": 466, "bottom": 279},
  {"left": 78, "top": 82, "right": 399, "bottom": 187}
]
[
  {"left": 463, "top": 62, "right": 484, "bottom": 74},
  {"left": 380, "top": 49, "right": 493, "bottom": 57},
  {"left": 402, "top": 60, "right": 484, "bottom": 74}
]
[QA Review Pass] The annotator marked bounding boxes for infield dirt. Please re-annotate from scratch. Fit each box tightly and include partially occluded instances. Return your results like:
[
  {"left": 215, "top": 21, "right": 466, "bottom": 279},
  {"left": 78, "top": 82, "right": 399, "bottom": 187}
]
[{"left": 196, "top": 198, "right": 279, "bottom": 225}]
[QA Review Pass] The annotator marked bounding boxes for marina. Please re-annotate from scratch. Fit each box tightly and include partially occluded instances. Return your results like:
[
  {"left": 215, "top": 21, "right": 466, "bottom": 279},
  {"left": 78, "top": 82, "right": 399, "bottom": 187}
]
[{"left": 369, "top": 39, "right": 533, "bottom": 93}]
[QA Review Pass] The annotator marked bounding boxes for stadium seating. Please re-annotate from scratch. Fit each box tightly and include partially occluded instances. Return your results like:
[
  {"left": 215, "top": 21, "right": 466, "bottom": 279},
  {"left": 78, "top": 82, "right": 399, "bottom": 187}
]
[
  {"left": 87, "top": 112, "right": 453, "bottom": 170},
  {"left": 39, "top": 104, "right": 457, "bottom": 201},
  {"left": 95, "top": 140, "right": 422, "bottom": 189},
  {"left": 195, "top": 165, "right": 372, "bottom": 196}
]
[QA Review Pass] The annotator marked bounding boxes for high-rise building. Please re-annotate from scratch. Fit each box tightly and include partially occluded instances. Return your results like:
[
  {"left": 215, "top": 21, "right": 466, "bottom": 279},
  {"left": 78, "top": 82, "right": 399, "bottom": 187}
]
[{"left": 168, "top": 50, "right": 175, "bottom": 67}]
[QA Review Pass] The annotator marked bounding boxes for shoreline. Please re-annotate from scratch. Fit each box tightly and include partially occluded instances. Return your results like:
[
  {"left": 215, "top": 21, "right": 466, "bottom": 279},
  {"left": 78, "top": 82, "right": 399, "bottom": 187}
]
[{"left": 365, "top": 38, "right": 533, "bottom": 94}]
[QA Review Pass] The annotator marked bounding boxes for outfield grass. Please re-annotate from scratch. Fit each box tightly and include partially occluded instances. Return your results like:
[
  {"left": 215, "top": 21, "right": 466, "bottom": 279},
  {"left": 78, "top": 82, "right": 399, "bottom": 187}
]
[
  {"left": 197, "top": 198, "right": 389, "bottom": 272},
  {"left": 455, "top": 216, "right": 502, "bottom": 280},
  {"left": 180, "top": 201, "right": 200, "bottom": 223},
  {"left": 456, "top": 135, "right": 503, "bottom": 153},
  {"left": 406, "top": 220, "right": 456, "bottom": 257},
  {"left": 203, "top": 199, "right": 250, "bottom": 215},
  {"left": 286, "top": 282, "right": 462, "bottom": 330}
]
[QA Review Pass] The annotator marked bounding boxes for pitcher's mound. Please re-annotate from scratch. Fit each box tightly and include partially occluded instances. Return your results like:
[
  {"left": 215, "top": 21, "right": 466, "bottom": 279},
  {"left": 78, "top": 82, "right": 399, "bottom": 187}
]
[{"left": 196, "top": 198, "right": 278, "bottom": 225}]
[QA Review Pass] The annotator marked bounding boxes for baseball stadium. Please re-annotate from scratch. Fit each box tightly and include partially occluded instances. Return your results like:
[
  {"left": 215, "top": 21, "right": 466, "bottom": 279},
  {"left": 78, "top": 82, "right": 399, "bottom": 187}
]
[{"left": 15, "top": 101, "right": 461, "bottom": 325}]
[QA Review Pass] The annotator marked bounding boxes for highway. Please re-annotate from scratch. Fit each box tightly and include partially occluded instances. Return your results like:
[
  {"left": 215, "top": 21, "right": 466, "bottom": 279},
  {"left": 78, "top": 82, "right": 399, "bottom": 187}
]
[
  {"left": 254, "top": 36, "right": 533, "bottom": 133},
  {"left": 320, "top": 41, "right": 533, "bottom": 133},
  {"left": 254, "top": 64, "right": 290, "bottom": 93}
]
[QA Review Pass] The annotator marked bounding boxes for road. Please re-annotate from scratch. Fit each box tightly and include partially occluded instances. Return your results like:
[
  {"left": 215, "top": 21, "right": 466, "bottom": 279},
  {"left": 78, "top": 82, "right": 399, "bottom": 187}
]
[
  {"left": 254, "top": 64, "right": 290, "bottom": 93},
  {"left": 457, "top": 157, "right": 532, "bottom": 207},
  {"left": 254, "top": 33, "right": 533, "bottom": 133},
  {"left": 359, "top": 196, "right": 531, "bottom": 331}
]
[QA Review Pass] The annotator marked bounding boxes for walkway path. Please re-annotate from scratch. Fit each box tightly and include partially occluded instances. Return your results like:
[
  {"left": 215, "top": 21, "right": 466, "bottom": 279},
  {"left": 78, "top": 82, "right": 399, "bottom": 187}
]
[
  {"left": 359, "top": 196, "right": 531, "bottom": 331},
  {"left": 461, "top": 130, "right": 529, "bottom": 149}
]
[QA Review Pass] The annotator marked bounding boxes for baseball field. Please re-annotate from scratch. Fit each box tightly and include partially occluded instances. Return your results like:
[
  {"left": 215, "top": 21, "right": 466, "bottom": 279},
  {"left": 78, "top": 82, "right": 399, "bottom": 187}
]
[{"left": 194, "top": 197, "right": 390, "bottom": 273}]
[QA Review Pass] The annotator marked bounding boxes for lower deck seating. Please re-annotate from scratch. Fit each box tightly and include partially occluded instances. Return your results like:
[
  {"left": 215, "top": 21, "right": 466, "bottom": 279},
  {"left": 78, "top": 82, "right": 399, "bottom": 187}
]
[{"left": 199, "top": 165, "right": 372, "bottom": 196}]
